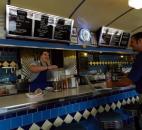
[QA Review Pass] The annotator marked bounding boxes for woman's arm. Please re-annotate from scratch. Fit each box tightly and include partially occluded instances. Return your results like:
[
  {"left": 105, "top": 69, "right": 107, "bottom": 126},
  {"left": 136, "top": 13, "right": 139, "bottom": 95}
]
[{"left": 29, "top": 65, "right": 48, "bottom": 73}]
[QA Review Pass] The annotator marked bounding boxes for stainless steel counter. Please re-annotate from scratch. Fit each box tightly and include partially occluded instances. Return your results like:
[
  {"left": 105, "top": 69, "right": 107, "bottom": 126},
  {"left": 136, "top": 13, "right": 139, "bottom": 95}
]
[{"left": 0, "top": 85, "right": 135, "bottom": 114}]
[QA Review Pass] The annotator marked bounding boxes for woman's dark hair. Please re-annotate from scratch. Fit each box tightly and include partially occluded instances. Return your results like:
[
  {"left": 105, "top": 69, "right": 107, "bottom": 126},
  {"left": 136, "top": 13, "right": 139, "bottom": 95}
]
[
  {"left": 131, "top": 32, "right": 142, "bottom": 41},
  {"left": 39, "top": 50, "right": 49, "bottom": 56}
]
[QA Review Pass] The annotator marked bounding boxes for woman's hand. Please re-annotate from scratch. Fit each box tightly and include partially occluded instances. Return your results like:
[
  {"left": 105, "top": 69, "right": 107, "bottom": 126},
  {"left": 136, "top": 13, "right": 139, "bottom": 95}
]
[{"left": 47, "top": 65, "right": 58, "bottom": 70}]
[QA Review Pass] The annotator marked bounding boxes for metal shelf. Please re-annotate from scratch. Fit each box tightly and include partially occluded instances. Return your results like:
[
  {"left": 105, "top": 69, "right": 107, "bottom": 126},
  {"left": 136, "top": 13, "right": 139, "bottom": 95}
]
[{"left": 0, "top": 38, "right": 135, "bottom": 54}]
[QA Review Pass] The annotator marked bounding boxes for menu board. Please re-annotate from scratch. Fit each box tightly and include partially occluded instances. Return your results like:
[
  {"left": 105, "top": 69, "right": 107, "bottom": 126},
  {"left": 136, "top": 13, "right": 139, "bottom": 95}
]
[
  {"left": 110, "top": 31, "right": 123, "bottom": 46},
  {"left": 101, "top": 33, "right": 111, "bottom": 45},
  {"left": 54, "top": 19, "right": 71, "bottom": 40},
  {"left": 6, "top": 5, "right": 74, "bottom": 42},
  {"left": 119, "top": 32, "right": 130, "bottom": 48},
  {"left": 34, "top": 14, "right": 53, "bottom": 39},
  {"left": 8, "top": 7, "right": 33, "bottom": 36},
  {"left": 97, "top": 26, "right": 130, "bottom": 48}
]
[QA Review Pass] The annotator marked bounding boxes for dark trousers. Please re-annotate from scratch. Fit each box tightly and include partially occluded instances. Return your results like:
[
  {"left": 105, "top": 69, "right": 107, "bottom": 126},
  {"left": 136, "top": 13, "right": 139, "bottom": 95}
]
[{"left": 123, "top": 103, "right": 142, "bottom": 130}]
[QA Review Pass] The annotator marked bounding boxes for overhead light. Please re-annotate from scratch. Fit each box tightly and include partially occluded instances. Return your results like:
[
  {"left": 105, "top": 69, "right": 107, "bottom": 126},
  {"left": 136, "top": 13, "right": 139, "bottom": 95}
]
[{"left": 128, "top": 0, "right": 142, "bottom": 9}]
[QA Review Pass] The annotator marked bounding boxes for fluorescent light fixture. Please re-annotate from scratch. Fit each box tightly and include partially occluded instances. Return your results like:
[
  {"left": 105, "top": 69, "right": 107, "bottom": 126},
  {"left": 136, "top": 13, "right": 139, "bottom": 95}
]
[{"left": 128, "top": 0, "right": 142, "bottom": 9}]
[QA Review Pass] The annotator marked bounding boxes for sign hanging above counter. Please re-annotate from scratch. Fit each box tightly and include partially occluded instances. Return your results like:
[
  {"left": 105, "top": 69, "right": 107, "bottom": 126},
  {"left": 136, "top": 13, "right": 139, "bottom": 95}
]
[
  {"left": 96, "top": 26, "right": 130, "bottom": 49},
  {"left": 6, "top": 5, "right": 74, "bottom": 42}
]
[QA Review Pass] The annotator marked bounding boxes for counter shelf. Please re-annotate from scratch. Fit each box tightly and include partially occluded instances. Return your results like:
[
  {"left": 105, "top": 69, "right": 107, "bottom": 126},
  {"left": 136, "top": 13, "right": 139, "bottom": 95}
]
[
  {"left": 0, "top": 38, "right": 135, "bottom": 54},
  {"left": 0, "top": 85, "right": 137, "bottom": 112},
  {"left": 0, "top": 85, "right": 138, "bottom": 130}
]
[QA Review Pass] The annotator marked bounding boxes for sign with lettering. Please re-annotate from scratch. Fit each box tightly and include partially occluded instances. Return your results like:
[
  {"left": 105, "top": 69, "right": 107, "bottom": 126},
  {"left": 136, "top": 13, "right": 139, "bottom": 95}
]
[{"left": 6, "top": 5, "right": 74, "bottom": 42}]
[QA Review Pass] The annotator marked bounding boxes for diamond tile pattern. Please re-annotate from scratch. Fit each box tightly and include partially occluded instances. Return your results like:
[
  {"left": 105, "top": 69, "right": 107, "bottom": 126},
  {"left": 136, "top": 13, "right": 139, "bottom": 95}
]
[
  {"left": 29, "top": 123, "right": 40, "bottom": 130},
  {"left": 53, "top": 117, "right": 64, "bottom": 127},
  {"left": 0, "top": 61, "right": 17, "bottom": 67},
  {"left": 83, "top": 109, "right": 90, "bottom": 119},
  {"left": 91, "top": 107, "right": 97, "bottom": 116},
  {"left": 10, "top": 61, "right": 16, "bottom": 67},
  {"left": 98, "top": 105, "right": 105, "bottom": 113},
  {"left": 17, "top": 127, "right": 24, "bottom": 130},
  {"left": 122, "top": 99, "right": 127, "bottom": 105},
  {"left": 136, "top": 96, "right": 139, "bottom": 102},
  {"left": 41, "top": 120, "right": 53, "bottom": 130},
  {"left": 74, "top": 112, "right": 82, "bottom": 122},
  {"left": 132, "top": 97, "right": 136, "bottom": 103},
  {"left": 127, "top": 98, "right": 131, "bottom": 104},
  {"left": 111, "top": 103, "right": 117, "bottom": 110},
  {"left": 3, "top": 61, "right": 9, "bottom": 67},
  {"left": 105, "top": 104, "right": 111, "bottom": 112},
  {"left": 64, "top": 114, "right": 73, "bottom": 124},
  {"left": 15, "top": 96, "right": 138, "bottom": 130},
  {"left": 116, "top": 101, "right": 121, "bottom": 109}
]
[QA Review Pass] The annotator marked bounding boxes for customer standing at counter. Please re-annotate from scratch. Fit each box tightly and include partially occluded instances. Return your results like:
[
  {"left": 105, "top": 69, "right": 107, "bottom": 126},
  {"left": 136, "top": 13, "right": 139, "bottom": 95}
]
[
  {"left": 113, "top": 32, "right": 142, "bottom": 94},
  {"left": 128, "top": 32, "right": 142, "bottom": 94},
  {"left": 114, "top": 32, "right": 142, "bottom": 130},
  {"left": 29, "top": 50, "right": 58, "bottom": 92}
]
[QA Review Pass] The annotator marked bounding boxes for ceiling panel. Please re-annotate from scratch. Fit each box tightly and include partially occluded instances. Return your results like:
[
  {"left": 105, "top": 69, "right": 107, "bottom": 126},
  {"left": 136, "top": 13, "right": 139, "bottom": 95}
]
[
  {"left": 72, "top": 0, "right": 131, "bottom": 31},
  {"left": 0, "top": 0, "right": 7, "bottom": 16},
  {"left": 132, "top": 28, "right": 142, "bottom": 34},
  {"left": 0, "top": 0, "right": 142, "bottom": 34},
  {"left": 110, "top": 9, "right": 142, "bottom": 32},
  {"left": 11, "top": 0, "right": 81, "bottom": 18}
]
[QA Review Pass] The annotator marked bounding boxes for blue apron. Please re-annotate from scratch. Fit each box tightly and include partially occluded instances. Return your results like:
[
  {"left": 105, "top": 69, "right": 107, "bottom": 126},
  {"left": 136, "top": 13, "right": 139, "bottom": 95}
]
[{"left": 29, "top": 70, "right": 47, "bottom": 92}]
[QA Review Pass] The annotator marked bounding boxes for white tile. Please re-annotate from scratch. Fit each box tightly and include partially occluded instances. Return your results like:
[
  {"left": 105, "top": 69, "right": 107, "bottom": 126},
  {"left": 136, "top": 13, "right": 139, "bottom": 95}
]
[
  {"left": 132, "top": 97, "right": 136, "bottom": 103},
  {"left": 17, "top": 127, "right": 24, "bottom": 130},
  {"left": 53, "top": 116, "right": 64, "bottom": 127},
  {"left": 105, "top": 104, "right": 111, "bottom": 112},
  {"left": 127, "top": 98, "right": 131, "bottom": 104},
  {"left": 83, "top": 109, "right": 90, "bottom": 119},
  {"left": 111, "top": 103, "right": 116, "bottom": 110},
  {"left": 91, "top": 107, "right": 97, "bottom": 116},
  {"left": 29, "top": 123, "right": 40, "bottom": 130},
  {"left": 64, "top": 114, "right": 73, "bottom": 124},
  {"left": 122, "top": 99, "right": 127, "bottom": 105},
  {"left": 41, "top": 120, "right": 53, "bottom": 130},
  {"left": 74, "top": 112, "right": 82, "bottom": 122},
  {"left": 136, "top": 96, "right": 139, "bottom": 102},
  {"left": 116, "top": 101, "right": 121, "bottom": 109},
  {"left": 98, "top": 105, "right": 104, "bottom": 113}
]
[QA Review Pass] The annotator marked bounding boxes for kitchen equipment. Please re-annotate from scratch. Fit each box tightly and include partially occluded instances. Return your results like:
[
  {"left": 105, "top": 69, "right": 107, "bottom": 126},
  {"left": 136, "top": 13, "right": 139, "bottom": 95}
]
[
  {"left": 0, "top": 83, "right": 17, "bottom": 96},
  {"left": 68, "top": 76, "right": 78, "bottom": 88},
  {"left": 47, "top": 68, "right": 65, "bottom": 82},
  {"left": 47, "top": 68, "right": 67, "bottom": 91}
]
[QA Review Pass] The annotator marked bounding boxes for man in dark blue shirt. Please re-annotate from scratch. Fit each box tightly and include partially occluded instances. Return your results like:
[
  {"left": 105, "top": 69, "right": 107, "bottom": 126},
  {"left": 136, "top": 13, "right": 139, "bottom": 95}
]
[
  {"left": 113, "top": 32, "right": 142, "bottom": 94},
  {"left": 128, "top": 52, "right": 142, "bottom": 93},
  {"left": 128, "top": 32, "right": 142, "bottom": 94},
  {"left": 122, "top": 32, "right": 142, "bottom": 130}
]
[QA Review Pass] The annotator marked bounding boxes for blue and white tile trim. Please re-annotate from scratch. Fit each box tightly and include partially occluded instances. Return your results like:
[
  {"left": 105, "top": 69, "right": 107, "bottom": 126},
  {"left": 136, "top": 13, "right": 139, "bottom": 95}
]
[{"left": 0, "top": 88, "right": 139, "bottom": 130}]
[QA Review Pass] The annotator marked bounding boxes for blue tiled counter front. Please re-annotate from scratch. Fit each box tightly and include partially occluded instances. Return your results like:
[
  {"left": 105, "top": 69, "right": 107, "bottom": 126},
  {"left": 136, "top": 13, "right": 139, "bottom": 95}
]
[{"left": 0, "top": 85, "right": 139, "bottom": 130}]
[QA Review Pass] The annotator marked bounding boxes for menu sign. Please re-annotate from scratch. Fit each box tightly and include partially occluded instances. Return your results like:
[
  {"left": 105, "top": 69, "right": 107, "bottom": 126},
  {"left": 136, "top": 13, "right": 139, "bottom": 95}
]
[
  {"left": 54, "top": 19, "right": 72, "bottom": 40},
  {"left": 119, "top": 32, "right": 130, "bottom": 48},
  {"left": 6, "top": 5, "right": 74, "bottom": 42},
  {"left": 34, "top": 14, "right": 53, "bottom": 39},
  {"left": 110, "top": 30, "right": 123, "bottom": 46},
  {"left": 97, "top": 26, "right": 130, "bottom": 48},
  {"left": 8, "top": 7, "right": 33, "bottom": 36}
]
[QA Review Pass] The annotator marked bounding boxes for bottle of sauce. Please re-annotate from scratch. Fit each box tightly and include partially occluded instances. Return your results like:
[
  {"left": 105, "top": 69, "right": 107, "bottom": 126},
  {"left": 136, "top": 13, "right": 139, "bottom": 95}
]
[{"left": 106, "top": 70, "right": 112, "bottom": 88}]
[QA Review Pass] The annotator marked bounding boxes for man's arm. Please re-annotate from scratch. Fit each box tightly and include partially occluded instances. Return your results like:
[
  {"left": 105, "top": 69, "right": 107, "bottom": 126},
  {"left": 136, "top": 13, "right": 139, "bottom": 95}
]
[{"left": 112, "top": 76, "right": 133, "bottom": 87}]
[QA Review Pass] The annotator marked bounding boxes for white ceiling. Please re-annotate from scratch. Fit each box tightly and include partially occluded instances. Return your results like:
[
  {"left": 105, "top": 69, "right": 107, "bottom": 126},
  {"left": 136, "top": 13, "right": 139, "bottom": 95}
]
[{"left": 1, "top": 0, "right": 142, "bottom": 34}]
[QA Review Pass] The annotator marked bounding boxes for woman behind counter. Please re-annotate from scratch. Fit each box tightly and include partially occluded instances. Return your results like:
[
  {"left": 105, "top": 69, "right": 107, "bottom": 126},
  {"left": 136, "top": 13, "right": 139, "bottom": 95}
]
[{"left": 29, "top": 50, "right": 58, "bottom": 92}]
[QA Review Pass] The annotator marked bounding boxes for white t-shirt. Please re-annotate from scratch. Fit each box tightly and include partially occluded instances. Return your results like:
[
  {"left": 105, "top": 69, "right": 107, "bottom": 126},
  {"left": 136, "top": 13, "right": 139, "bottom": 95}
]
[{"left": 29, "top": 60, "right": 47, "bottom": 82}]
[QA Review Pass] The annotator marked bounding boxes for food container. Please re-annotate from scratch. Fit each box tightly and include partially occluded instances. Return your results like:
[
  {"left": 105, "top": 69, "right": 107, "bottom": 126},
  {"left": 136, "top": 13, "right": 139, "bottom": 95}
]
[{"left": 46, "top": 68, "right": 65, "bottom": 81}]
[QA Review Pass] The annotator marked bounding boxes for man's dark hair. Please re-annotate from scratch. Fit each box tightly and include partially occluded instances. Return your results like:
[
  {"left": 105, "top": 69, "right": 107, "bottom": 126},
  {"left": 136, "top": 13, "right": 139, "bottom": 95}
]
[{"left": 131, "top": 32, "right": 142, "bottom": 41}]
